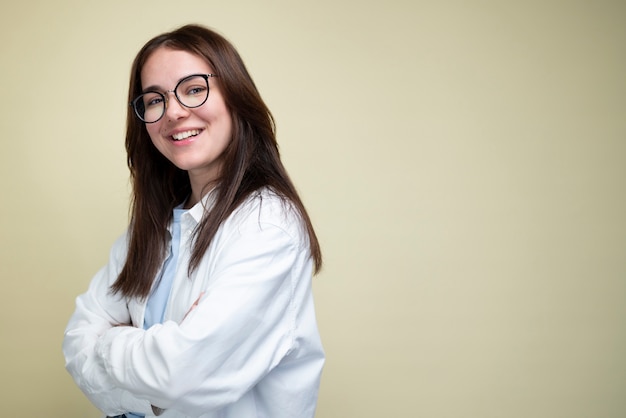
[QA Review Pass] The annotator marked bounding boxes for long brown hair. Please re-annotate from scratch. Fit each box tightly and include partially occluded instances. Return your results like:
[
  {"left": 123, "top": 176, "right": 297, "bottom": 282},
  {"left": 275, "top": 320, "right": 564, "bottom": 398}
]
[{"left": 111, "top": 24, "right": 321, "bottom": 299}]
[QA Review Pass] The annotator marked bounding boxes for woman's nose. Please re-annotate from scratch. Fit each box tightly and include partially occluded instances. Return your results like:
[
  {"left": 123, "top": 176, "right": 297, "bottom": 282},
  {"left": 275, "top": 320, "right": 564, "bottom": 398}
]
[{"left": 163, "top": 91, "right": 190, "bottom": 120}]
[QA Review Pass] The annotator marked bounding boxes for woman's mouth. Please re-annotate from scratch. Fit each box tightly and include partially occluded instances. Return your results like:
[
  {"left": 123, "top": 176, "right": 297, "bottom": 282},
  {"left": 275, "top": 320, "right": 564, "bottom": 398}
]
[{"left": 171, "top": 129, "right": 202, "bottom": 141}]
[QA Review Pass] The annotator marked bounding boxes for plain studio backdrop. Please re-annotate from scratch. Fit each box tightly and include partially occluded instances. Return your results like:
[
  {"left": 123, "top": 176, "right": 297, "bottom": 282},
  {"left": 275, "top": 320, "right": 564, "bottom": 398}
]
[{"left": 0, "top": 1, "right": 624, "bottom": 417}]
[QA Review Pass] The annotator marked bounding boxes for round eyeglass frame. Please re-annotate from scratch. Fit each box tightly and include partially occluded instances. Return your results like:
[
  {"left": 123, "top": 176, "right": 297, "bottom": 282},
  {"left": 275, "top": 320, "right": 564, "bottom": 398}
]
[{"left": 130, "top": 73, "right": 218, "bottom": 123}]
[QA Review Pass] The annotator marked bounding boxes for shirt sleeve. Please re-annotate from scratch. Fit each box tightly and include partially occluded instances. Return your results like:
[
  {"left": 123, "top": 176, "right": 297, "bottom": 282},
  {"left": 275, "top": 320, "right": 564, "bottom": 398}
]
[
  {"left": 62, "top": 234, "right": 154, "bottom": 416},
  {"left": 93, "top": 216, "right": 309, "bottom": 416}
]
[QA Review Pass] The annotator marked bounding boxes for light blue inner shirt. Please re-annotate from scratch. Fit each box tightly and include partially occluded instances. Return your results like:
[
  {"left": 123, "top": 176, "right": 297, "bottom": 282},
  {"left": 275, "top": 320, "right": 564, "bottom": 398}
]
[{"left": 126, "top": 206, "right": 185, "bottom": 418}]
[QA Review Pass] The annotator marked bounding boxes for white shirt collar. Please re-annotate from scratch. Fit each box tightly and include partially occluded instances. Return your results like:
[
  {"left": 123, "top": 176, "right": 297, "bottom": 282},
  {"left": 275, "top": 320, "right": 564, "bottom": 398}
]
[{"left": 186, "top": 187, "right": 219, "bottom": 225}]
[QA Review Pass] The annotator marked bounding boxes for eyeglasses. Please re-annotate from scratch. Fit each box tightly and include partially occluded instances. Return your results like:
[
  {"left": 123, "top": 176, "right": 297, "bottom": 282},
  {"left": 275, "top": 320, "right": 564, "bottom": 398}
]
[{"left": 130, "top": 73, "right": 218, "bottom": 123}]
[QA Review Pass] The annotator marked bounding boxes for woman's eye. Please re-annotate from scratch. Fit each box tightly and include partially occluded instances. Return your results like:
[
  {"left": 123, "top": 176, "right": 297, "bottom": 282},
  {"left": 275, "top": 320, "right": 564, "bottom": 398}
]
[
  {"left": 186, "top": 86, "right": 207, "bottom": 96},
  {"left": 145, "top": 95, "right": 163, "bottom": 107}
]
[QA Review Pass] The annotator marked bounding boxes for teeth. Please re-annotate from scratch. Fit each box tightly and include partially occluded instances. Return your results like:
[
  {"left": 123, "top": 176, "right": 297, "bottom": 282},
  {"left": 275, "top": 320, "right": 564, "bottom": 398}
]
[{"left": 172, "top": 129, "right": 200, "bottom": 141}]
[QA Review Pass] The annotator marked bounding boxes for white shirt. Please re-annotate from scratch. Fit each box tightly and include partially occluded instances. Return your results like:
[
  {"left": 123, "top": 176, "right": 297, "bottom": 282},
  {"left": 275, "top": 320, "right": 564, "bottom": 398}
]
[{"left": 63, "top": 188, "right": 325, "bottom": 418}]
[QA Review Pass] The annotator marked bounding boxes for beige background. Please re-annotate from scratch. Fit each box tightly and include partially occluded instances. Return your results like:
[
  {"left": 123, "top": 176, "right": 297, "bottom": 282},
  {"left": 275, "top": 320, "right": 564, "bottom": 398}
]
[{"left": 1, "top": 1, "right": 625, "bottom": 416}]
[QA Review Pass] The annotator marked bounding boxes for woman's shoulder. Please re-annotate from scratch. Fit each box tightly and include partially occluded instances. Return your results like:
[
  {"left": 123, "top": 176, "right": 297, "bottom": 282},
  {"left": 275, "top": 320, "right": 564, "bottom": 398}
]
[
  {"left": 109, "top": 229, "right": 131, "bottom": 262},
  {"left": 229, "top": 187, "right": 305, "bottom": 240}
]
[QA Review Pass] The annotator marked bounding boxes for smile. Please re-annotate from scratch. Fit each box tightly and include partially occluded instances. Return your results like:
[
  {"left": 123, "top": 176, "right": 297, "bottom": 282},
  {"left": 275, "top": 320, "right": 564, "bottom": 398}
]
[{"left": 171, "top": 129, "right": 202, "bottom": 141}]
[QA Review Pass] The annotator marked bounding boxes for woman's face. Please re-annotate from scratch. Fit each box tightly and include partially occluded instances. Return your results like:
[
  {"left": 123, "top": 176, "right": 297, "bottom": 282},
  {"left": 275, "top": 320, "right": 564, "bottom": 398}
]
[{"left": 141, "top": 47, "right": 232, "bottom": 186}]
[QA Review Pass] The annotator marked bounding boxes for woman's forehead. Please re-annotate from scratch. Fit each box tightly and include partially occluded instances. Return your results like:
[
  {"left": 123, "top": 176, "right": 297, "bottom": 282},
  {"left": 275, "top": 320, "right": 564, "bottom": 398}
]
[{"left": 141, "top": 48, "right": 213, "bottom": 88}]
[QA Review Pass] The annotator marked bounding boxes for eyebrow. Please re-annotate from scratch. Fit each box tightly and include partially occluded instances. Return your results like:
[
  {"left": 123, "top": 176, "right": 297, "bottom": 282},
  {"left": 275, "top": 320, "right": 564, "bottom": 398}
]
[
  {"left": 141, "top": 73, "right": 210, "bottom": 94},
  {"left": 141, "top": 84, "right": 164, "bottom": 94}
]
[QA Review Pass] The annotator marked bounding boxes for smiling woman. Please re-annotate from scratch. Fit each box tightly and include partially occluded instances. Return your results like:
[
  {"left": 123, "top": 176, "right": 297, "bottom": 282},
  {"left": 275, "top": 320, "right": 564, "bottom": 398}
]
[
  {"left": 141, "top": 48, "right": 233, "bottom": 201},
  {"left": 62, "top": 24, "right": 324, "bottom": 418}
]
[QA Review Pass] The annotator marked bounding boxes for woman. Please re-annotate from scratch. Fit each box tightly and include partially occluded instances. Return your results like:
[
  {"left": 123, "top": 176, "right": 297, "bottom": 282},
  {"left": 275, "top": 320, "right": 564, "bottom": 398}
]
[{"left": 63, "top": 24, "right": 324, "bottom": 418}]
